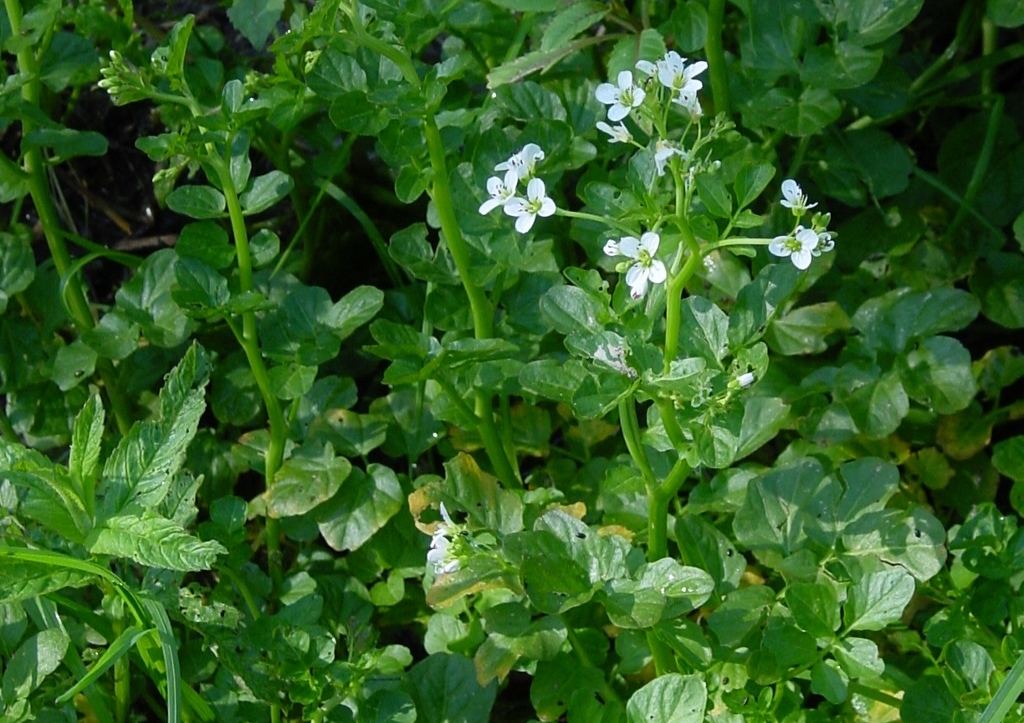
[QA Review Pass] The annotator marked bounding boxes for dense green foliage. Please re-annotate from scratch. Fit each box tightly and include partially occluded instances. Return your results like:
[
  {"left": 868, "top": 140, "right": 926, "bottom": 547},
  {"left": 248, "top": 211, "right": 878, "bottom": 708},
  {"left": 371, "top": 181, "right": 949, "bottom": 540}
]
[{"left": 3, "top": 0, "right": 1024, "bottom": 721}]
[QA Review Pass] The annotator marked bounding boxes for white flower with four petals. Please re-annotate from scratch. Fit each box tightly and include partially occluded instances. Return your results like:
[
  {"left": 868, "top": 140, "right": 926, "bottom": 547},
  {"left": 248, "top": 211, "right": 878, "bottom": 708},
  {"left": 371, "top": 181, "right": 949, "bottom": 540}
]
[
  {"left": 595, "top": 70, "right": 646, "bottom": 122},
  {"left": 604, "top": 231, "right": 667, "bottom": 299},
  {"left": 780, "top": 179, "right": 817, "bottom": 215},
  {"left": 504, "top": 177, "right": 556, "bottom": 233},
  {"left": 656, "top": 51, "right": 707, "bottom": 102},
  {"left": 769, "top": 226, "right": 819, "bottom": 270}
]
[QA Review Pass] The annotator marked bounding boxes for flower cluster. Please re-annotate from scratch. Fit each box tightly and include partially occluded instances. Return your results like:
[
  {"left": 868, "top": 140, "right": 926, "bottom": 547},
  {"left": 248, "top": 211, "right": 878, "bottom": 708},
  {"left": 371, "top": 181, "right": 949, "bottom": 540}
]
[
  {"left": 768, "top": 180, "right": 834, "bottom": 270},
  {"left": 478, "top": 144, "right": 556, "bottom": 233},
  {"left": 604, "top": 231, "right": 667, "bottom": 300},
  {"left": 426, "top": 502, "right": 462, "bottom": 575},
  {"left": 98, "top": 50, "right": 149, "bottom": 106},
  {"left": 636, "top": 51, "right": 707, "bottom": 119}
]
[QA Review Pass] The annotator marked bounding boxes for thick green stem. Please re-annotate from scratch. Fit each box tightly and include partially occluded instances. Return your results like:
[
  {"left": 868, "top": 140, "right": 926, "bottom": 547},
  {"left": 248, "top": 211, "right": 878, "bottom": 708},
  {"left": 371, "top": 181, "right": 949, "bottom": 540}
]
[
  {"left": 662, "top": 217, "right": 702, "bottom": 373},
  {"left": 112, "top": 612, "right": 130, "bottom": 723},
  {"left": 618, "top": 398, "right": 657, "bottom": 488},
  {"left": 6, "top": 0, "right": 132, "bottom": 435},
  {"left": 647, "top": 458, "right": 690, "bottom": 561},
  {"left": 217, "top": 160, "right": 288, "bottom": 591},
  {"left": 705, "top": 0, "right": 731, "bottom": 117}
]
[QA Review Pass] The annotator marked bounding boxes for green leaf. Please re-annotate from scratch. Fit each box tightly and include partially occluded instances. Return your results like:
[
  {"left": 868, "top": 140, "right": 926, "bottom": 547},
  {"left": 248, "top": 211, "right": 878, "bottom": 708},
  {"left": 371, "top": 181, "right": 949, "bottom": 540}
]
[
  {"left": 0, "top": 558, "right": 94, "bottom": 604},
  {"left": 603, "top": 559, "right": 714, "bottom": 628},
  {"left": 733, "top": 457, "right": 840, "bottom": 555},
  {"left": 694, "top": 174, "right": 732, "bottom": 218},
  {"left": 679, "top": 296, "right": 729, "bottom": 366},
  {"left": 172, "top": 257, "right": 229, "bottom": 316},
  {"left": 316, "top": 464, "right": 402, "bottom": 552},
  {"left": 540, "top": 2, "right": 606, "bottom": 52},
  {"left": 362, "top": 690, "right": 416, "bottom": 723},
  {"left": 675, "top": 514, "right": 744, "bottom": 596},
  {"left": 240, "top": 171, "right": 294, "bottom": 215},
  {"left": 970, "top": 252, "right": 1024, "bottom": 329},
  {"left": 993, "top": 436, "right": 1024, "bottom": 483},
  {"left": 100, "top": 344, "right": 209, "bottom": 515},
  {"left": 664, "top": 2, "right": 709, "bottom": 53},
  {"left": 1, "top": 628, "right": 69, "bottom": 703},
  {"left": 765, "top": 302, "right": 850, "bottom": 356},
  {"left": 307, "top": 47, "right": 368, "bottom": 99},
  {"left": 116, "top": 249, "right": 195, "bottom": 344},
  {"left": 900, "top": 336, "right": 977, "bottom": 414},
  {"left": 810, "top": 659, "right": 849, "bottom": 704},
  {"left": 267, "top": 363, "right": 317, "bottom": 400},
  {"left": 832, "top": 636, "right": 885, "bottom": 679},
  {"left": 841, "top": 368, "right": 909, "bottom": 439},
  {"left": 226, "top": 0, "right": 283, "bottom": 49},
  {"left": 734, "top": 163, "right": 776, "bottom": 209},
  {"left": 838, "top": 0, "right": 925, "bottom": 44},
  {"left": 166, "top": 185, "right": 226, "bottom": 219},
  {"left": 440, "top": 453, "right": 524, "bottom": 536},
  {"left": 39, "top": 31, "right": 99, "bottom": 92},
  {"left": 842, "top": 507, "right": 947, "bottom": 581},
  {"left": 707, "top": 585, "right": 775, "bottom": 647},
  {"left": 24, "top": 128, "right": 108, "bottom": 160},
  {"left": 626, "top": 673, "right": 707, "bottom": 723},
  {"left": 746, "top": 87, "right": 842, "bottom": 137},
  {"left": 55, "top": 626, "right": 152, "bottom": 704},
  {"left": 607, "top": 28, "right": 666, "bottom": 77},
  {"left": 329, "top": 92, "right": 391, "bottom": 135},
  {"left": 69, "top": 394, "right": 104, "bottom": 514},
  {"left": 801, "top": 42, "right": 883, "bottom": 89},
  {"left": 52, "top": 339, "right": 98, "bottom": 391},
  {"left": 406, "top": 653, "right": 497, "bottom": 723},
  {"left": 260, "top": 286, "right": 341, "bottom": 366},
  {"left": 852, "top": 287, "right": 981, "bottom": 354},
  {"left": 249, "top": 229, "right": 280, "bottom": 267},
  {"left": 728, "top": 262, "right": 801, "bottom": 348},
  {"left": 266, "top": 447, "right": 351, "bottom": 518},
  {"left": 988, "top": 0, "right": 1024, "bottom": 27},
  {"left": 87, "top": 511, "right": 227, "bottom": 571},
  {"left": 901, "top": 675, "right": 957, "bottom": 723},
  {"left": 835, "top": 457, "right": 900, "bottom": 528},
  {"left": 175, "top": 221, "right": 234, "bottom": 269},
  {"left": 519, "top": 358, "right": 586, "bottom": 404},
  {"left": 2, "top": 441, "right": 92, "bottom": 543},
  {"left": 786, "top": 582, "right": 840, "bottom": 637},
  {"left": 844, "top": 567, "right": 915, "bottom": 631},
  {"left": 329, "top": 285, "right": 385, "bottom": 342},
  {"left": 0, "top": 231, "right": 35, "bottom": 314}
]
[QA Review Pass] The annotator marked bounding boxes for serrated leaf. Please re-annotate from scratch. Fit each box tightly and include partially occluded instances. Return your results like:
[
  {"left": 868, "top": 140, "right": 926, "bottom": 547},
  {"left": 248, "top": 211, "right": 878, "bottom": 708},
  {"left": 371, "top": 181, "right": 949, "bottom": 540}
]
[
  {"left": 2, "top": 440, "right": 91, "bottom": 543},
  {"left": 0, "top": 558, "right": 94, "bottom": 604},
  {"left": 100, "top": 344, "right": 209, "bottom": 515},
  {"left": 87, "top": 512, "right": 226, "bottom": 571},
  {"left": 540, "top": 3, "right": 606, "bottom": 52},
  {"left": 69, "top": 394, "right": 104, "bottom": 515}
]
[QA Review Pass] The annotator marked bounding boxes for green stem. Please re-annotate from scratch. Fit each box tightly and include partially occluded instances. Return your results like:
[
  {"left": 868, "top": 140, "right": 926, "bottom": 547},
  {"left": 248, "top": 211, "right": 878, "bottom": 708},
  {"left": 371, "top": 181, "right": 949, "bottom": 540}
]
[
  {"left": 847, "top": 682, "right": 904, "bottom": 711},
  {"left": 648, "top": 458, "right": 690, "bottom": 561},
  {"left": 618, "top": 399, "right": 657, "bottom": 488},
  {"left": 215, "top": 158, "right": 288, "bottom": 592},
  {"left": 662, "top": 218, "right": 702, "bottom": 373},
  {"left": 5, "top": 0, "right": 132, "bottom": 435},
  {"left": 555, "top": 207, "right": 637, "bottom": 236},
  {"left": 944, "top": 94, "right": 1003, "bottom": 242},
  {"left": 981, "top": 16, "right": 997, "bottom": 97},
  {"left": 112, "top": 609, "right": 130, "bottom": 723},
  {"left": 705, "top": 0, "right": 731, "bottom": 117}
]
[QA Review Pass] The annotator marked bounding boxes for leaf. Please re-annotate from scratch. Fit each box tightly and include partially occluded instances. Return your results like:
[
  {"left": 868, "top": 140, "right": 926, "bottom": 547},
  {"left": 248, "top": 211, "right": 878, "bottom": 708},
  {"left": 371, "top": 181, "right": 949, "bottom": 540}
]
[
  {"left": 832, "top": 636, "right": 885, "bottom": 679},
  {"left": 810, "top": 659, "right": 849, "bottom": 704},
  {"left": 852, "top": 287, "right": 981, "bottom": 354},
  {"left": 438, "top": 453, "right": 524, "bottom": 536},
  {"left": 240, "top": 171, "right": 294, "bottom": 215},
  {"left": 249, "top": 229, "right": 280, "bottom": 267},
  {"left": 69, "top": 394, "right": 104, "bottom": 514},
  {"left": 765, "top": 302, "right": 851, "bottom": 356},
  {"left": 55, "top": 626, "right": 152, "bottom": 704},
  {"left": 0, "top": 558, "right": 94, "bottom": 603},
  {"left": 626, "top": 674, "right": 707, "bottom": 723},
  {"left": 0, "top": 231, "right": 35, "bottom": 314},
  {"left": 1, "top": 628, "right": 69, "bottom": 703},
  {"left": 746, "top": 87, "right": 842, "bottom": 137},
  {"left": 24, "top": 128, "right": 108, "bottom": 160},
  {"left": 844, "top": 567, "right": 915, "bottom": 631},
  {"left": 406, "top": 653, "right": 497, "bottom": 723},
  {"left": 679, "top": 295, "right": 729, "bottom": 366},
  {"left": 993, "top": 436, "right": 1024, "bottom": 483},
  {"left": 172, "top": 256, "right": 230, "bottom": 317},
  {"left": 602, "top": 559, "right": 714, "bottom": 628},
  {"left": 87, "top": 512, "right": 227, "bottom": 571},
  {"left": 728, "top": 262, "right": 801, "bottom": 348},
  {"left": 786, "top": 582, "right": 840, "bottom": 637},
  {"left": 841, "top": 368, "right": 909, "bottom": 439},
  {"left": 266, "top": 448, "right": 351, "bottom": 518},
  {"left": 316, "top": 464, "right": 402, "bottom": 552},
  {"left": 307, "top": 47, "right": 368, "bottom": 99},
  {"left": 988, "top": 0, "right": 1024, "bottom": 27},
  {"left": 115, "top": 248, "right": 195, "bottom": 347},
  {"left": 2, "top": 441, "right": 92, "bottom": 543},
  {"left": 540, "top": 2, "right": 606, "bottom": 52},
  {"left": 166, "top": 185, "right": 226, "bottom": 219},
  {"left": 801, "top": 42, "right": 883, "bottom": 89},
  {"left": 100, "top": 344, "right": 210, "bottom": 515},
  {"left": 175, "top": 221, "right": 235, "bottom": 270},
  {"left": 675, "top": 514, "right": 744, "bottom": 596},
  {"left": 39, "top": 31, "right": 99, "bottom": 92},
  {"left": 226, "top": 0, "right": 284, "bottom": 49},
  {"left": 328, "top": 285, "right": 385, "bottom": 342},
  {"left": 900, "top": 336, "right": 977, "bottom": 414},
  {"left": 607, "top": 28, "right": 666, "bottom": 77},
  {"left": 835, "top": 457, "right": 900, "bottom": 529},
  {"left": 260, "top": 286, "right": 341, "bottom": 365},
  {"left": 734, "top": 163, "right": 776, "bottom": 209},
  {"left": 843, "top": 507, "right": 947, "bottom": 581},
  {"left": 970, "top": 252, "right": 1024, "bottom": 329},
  {"left": 694, "top": 174, "right": 732, "bottom": 218},
  {"left": 329, "top": 92, "right": 390, "bottom": 135},
  {"left": 838, "top": 0, "right": 925, "bottom": 44},
  {"left": 52, "top": 339, "right": 98, "bottom": 391}
]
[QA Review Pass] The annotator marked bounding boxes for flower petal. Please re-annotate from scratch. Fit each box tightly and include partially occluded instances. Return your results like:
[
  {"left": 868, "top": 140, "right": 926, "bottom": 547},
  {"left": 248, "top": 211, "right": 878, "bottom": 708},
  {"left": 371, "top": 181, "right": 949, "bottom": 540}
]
[
  {"left": 479, "top": 198, "right": 501, "bottom": 215},
  {"left": 538, "top": 197, "right": 556, "bottom": 217},
  {"left": 768, "top": 235, "right": 791, "bottom": 257},
  {"left": 603, "top": 239, "right": 620, "bottom": 256},
  {"left": 635, "top": 59, "right": 657, "bottom": 76},
  {"left": 595, "top": 83, "right": 618, "bottom": 104},
  {"left": 639, "top": 231, "right": 660, "bottom": 255},
  {"left": 626, "top": 265, "right": 650, "bottom": 299},
  {"left": 648, "top": 259, "right": 667, "bottom": 283},
  {"left": 791, "top": 249, "right": 812, "bottom": 270},
  {"left": 607, "top": 103, "right": 628, "bottom": 122},
  {"left": 617, "top": 236, "right": 640, "bottom": 259},
  {"left": 616, "top": 70, "right": 634, "bottom": 90},
  {"left": 781, "top": 179, "right": 800, "bottom": 205},
  {"left": 439, "top": 502, "right": 455, "bottom": 527},
  {"left": 526, "top": 177, "right": 545, "bottom": 201},
  {"left": 515, "top": 212, "right": 536, "bottom": 233},
  {"left": 795, "top": 227, "right": 818, "bottom": 251},
  {"left": 503, "top": 197, "right": 527, "bottom": 216}
]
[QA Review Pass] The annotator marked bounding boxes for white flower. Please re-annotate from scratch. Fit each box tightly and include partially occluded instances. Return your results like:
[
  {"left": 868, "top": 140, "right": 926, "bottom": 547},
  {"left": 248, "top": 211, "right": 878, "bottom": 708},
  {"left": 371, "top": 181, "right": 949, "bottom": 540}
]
[
  {"left": 675, "top": 91, "right": 703, "bottom": 120},
  {"left": 780, "top": 179, "right": 817, "bottom": 215},
  {"left": 813, "top": 230, "right": 834, "bottom": 256},
  {"left": 656, "top": 52, "right": 707, "bottom": 99},
  {"left": 503, "top": 177, "right": 556, "bottom": 233},
  {"left": 427, "top": 502, "right": 461, "bottom": 575},
  {"left": 596, "top": 121, "right": 632, "bottom": 144},
  {"left": 496, "top": 143, "right": 545, "bottom": 181},
  {"left": 479, "top": 169, "right": 519, "bottom": 215},
  {"left": 595, "top": 70, "right": 646, "bottom": 122},
  {"left": 769, "top": 226, "right": 819, "bottom": 270},
  {"left": 604, "top": 231, "right": 667, "bottom": 299},
  {"left": 635, "top": 59, "right": 657, "bottom": 77},
  {"left": 737, "top": 372, "right": 755, "bottom": 388},
  {"left": 654, "top": 139, "right": 686, "bottom": 177}
]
